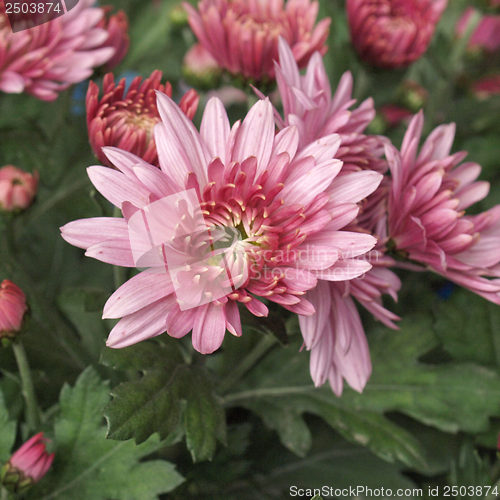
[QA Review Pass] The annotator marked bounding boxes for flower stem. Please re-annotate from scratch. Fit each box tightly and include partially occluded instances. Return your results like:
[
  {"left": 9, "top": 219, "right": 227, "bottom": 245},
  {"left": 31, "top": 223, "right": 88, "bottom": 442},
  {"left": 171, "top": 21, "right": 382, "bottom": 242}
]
[
  {"left": 1, "top": 487, "right": 8, "bottom": 500},
  {"left": 12, "top": 341, "right": 40, "bottom": 431},
  {"left": 219, "top": 334, "right": 276, "bottom": 394}
]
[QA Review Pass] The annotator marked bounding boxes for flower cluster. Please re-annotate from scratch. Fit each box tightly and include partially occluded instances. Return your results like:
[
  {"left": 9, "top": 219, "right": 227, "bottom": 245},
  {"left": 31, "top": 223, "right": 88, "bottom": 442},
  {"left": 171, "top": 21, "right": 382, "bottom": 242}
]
[{"left": 58, "top": 0, "right": 500, "bottom": 399}]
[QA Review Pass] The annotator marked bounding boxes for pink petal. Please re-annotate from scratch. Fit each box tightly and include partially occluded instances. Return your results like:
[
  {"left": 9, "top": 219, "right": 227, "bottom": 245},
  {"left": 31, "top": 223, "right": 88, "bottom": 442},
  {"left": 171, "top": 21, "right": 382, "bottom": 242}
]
[
  {"left": 103, "top": 270, "right": 174, "bottom": 319},
  {"left": 60, "top": 217, "right": 128, "bottom": 250}
]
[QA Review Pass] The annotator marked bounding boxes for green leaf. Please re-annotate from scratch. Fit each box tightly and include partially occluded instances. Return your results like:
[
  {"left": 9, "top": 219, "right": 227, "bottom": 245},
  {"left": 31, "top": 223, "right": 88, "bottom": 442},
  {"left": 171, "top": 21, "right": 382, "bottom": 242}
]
[
  {"left": 433, "top": 290, "right": 500, "bottom": 367},
  {"left": 26, "top": 367, "right": 183, "bottom": 500},
  {"left": 103, "top": 341, "right": 226, "bottom": 462},
  {"left": 223, "top": 314, "right": 500, "bottom": 471},
  {"left": 0, "top": 389, "right": 17, "bottom": 463}
]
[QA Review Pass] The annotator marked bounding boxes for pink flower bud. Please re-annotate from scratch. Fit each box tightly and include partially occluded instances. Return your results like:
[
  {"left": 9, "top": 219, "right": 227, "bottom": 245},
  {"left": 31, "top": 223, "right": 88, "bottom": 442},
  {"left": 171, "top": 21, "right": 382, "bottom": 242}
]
[
  {"left": 0, "top": 280, "right": 27, "bottom": 340},
  {"left": 1, "top": 433, "right": 54, "bottom": 493},
  {"left": 0, "top": 166, "right": 38, "bottom": 212},
  {"left": 183, "top": 43, "right": 221, "bottom": 88}
]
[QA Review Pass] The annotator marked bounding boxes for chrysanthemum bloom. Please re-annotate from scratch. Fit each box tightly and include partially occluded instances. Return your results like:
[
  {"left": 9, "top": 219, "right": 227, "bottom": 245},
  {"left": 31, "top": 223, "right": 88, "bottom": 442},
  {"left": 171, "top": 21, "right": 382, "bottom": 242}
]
[
  {"left": 0, "top": 165, "right": 38, "bottom": 212},
  {"left": 0, "top": 280, "right": 27, "bottom": 340},
  {"left": 62, "top": 93, "right": 382, "bottom": 356},
  {"left": 86, "top": 71, "right": 199, "bottom": 166},
  {"left": 386, "top": 111, "right": 500, "bottom": 304},
  {"left": 346, "top": 0, "right": 448, "bottom": 68},
  {"left": 456, "top": 8, "right": 500, "bottom": 53},
  {"left": 98, "top": 6, "right": 130, "bottom": 70},
  {"left": 183, "top": 0, "right": 330, "bottom": 81},
  {"left": 271, "top": 38, "right": 399, "bottom": 394},
  {"left": 1, "top": 433, "right": 54, "bottom": 493},
  {"left": 472, "top": 75, "right": 500, "bottom": 99},
  {"left": 0, "top": 0, "right": 116, "bottom": 100},
  {"left": 272, "top": 38, "right": 387, "bottom": 173}
]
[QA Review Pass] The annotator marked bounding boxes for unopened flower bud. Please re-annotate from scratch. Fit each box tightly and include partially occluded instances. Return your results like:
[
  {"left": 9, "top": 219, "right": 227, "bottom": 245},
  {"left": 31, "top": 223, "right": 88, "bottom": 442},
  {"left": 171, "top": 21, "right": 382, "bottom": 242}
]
[
  {"left": 0, "top": 280, "right": 27, "bottom": 341},
  {"left": 0, "top": 166, "right": 38, "bottom": 212},
  {"left": 1, "top": 433, "right": 54, "bottom": 494}
]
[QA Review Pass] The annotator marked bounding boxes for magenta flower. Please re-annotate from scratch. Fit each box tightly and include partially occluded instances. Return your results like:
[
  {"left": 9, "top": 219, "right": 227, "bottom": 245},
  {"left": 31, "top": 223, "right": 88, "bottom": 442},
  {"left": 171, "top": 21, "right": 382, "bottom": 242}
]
[
  {"left": 0, "top": 280, "right": 27, "bottom": 339},
  {"left": 456, "top": 8, "right": 500, "bottom": 53},
  {"left": 0, "top": 165, "right": 38, "bottom": 212},
  {"left": 346, "top": 0, "right": 447, "bottom": 68},
  {"left": 1, "top": 433, "right": 54, "bottom": 493},
  {"left": 386, "top": 111, "right": 500, "bottom": 304},
  {"left": 0, "top": 0, "right": 116, "bottom": 101},
  {"left": 86, "top": 71, "right": 199, "bottom": 167},
  {"left": 61, "top": 93, "right": 382, "bottom": 356},
  {"left": 272, "top": 38, "right": 387, "bottom": 173},
  {"left": 183, "top": 0, "right": 330, "bottom": 81}
]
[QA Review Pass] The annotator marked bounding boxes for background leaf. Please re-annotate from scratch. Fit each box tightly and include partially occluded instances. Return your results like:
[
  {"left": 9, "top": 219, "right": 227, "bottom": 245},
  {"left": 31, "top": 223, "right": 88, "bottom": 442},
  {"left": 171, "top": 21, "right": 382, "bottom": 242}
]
[{"left": 26, "top": 367, "right": 184, "bottom": 500}]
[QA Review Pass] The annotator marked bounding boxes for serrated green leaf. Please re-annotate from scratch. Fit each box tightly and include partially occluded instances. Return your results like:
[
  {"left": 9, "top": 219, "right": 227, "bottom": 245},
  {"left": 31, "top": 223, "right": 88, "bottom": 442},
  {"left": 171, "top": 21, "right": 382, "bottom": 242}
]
[
  {"left": 222, "top": 314, "right": 500, "bottom": 471},
  {"left": 26, "top": 367, "right": 183, "bottom": 500},
  {"left": 103, "top": 341, "right": 226, "bottom": 462}
]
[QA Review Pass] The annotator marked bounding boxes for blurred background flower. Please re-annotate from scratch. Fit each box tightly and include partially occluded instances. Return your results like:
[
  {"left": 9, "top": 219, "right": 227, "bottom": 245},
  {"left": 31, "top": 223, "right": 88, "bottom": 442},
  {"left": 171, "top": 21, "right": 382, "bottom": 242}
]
[
  {"left": 346, "top": 0, "right": 448, "bottom": 68},
  {"left": 0, "top": 0, "right": 127, "bottom": 100},
  {"left": 183, "top": 0, "right": 330, "bottom": 81}
]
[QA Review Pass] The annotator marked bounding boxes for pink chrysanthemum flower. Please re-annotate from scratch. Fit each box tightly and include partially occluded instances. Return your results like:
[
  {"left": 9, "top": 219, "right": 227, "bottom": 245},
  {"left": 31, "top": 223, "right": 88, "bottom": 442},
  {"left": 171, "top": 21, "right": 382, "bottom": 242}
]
[
  {"left": 0, "top": 279, "right": 27, "bottom": 339},
  {"left": 1, "top": 433, "right": 54, "bottom": 493},
  {"left": 0, "top": 0, "right": 117, "bottom": 100},
  {"left": 86, "top": 71, "right": 199, "bottom": 167},
  {"left": 272, "top": 38, "right": 387, "bottom": 173},
  {"left": 386, "top": 111, "right": 500, "bottom": 304},
  {"left": 0, "top": 165, "right": 38, "bottom": 212},
  {"left": 269, "top": 38, "right": 400, "bottom": 394},
  {"left": 62, "top": 93, "right": 382, "bottom": 356},
  {"left": 456, "top": 8, "right": 500, "bottom": 53},
  {"left": 346, "top": 0, "right": 447, "bottom": 68},
  {"left": 183, "top": 0, "right": 330, "bottom": 81},
  {"left": 98, "top": 6, "right": 130, "bottom": 70}
]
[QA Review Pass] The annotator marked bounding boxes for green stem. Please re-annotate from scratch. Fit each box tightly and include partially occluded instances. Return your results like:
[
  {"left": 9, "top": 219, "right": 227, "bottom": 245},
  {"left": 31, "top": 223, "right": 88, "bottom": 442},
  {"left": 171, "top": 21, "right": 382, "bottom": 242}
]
[
  {"left": 1, "top": 487, "right": 8, "bottom": 500},
  {"left": 12, "top": 341, "right": 40, "bottom": 431},
  {"left": 223, "top": 385, "right": 312, "bottom": 406},
  {"left": 219, "top": 334, "right": 277, "bottom": 394}
]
